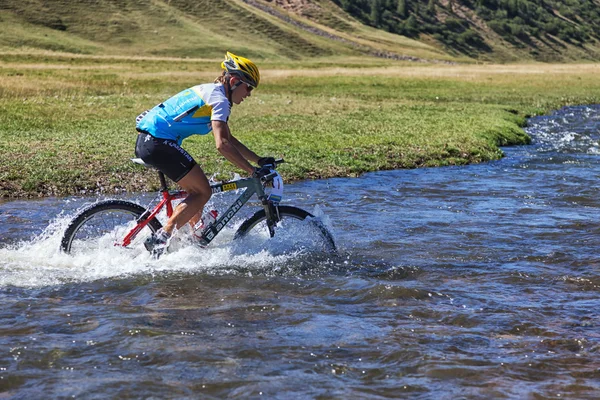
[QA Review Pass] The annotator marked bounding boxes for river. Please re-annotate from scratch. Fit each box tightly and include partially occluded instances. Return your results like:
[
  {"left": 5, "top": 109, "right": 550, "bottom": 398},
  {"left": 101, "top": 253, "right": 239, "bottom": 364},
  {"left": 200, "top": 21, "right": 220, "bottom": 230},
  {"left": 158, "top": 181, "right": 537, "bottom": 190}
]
[{"left": 1, "top": 105, "right": 599, "bottom": 399}]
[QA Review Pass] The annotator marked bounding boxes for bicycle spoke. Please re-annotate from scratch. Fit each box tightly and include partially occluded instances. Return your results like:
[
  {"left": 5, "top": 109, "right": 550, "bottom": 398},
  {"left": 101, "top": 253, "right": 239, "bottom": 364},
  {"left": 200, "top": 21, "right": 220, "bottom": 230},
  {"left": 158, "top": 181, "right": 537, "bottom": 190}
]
[
  {"left": 234, "top": 206, "right": 336, "bottom": 254},
  {"left": 62, "top": 200, "right": 162, "bottom": 254}
]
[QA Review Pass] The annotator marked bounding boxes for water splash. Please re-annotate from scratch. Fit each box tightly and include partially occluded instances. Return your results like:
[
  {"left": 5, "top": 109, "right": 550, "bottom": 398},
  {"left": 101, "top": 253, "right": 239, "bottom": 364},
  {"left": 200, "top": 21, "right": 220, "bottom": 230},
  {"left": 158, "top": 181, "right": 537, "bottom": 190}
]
[
  {"left": 0, "top": 203, "right": 337, "bottom": 288},
  {"left": 526, "top": 105, "right": 600, "bottom": 154}
]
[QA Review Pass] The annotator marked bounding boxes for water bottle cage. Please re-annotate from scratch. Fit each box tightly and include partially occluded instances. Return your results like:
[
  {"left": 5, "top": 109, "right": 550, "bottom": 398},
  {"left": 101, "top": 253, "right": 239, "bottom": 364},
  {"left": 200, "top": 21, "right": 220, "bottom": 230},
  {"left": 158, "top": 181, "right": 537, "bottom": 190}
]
[{"left": 194, "top": 210, "right": 218, "bottom": 233}]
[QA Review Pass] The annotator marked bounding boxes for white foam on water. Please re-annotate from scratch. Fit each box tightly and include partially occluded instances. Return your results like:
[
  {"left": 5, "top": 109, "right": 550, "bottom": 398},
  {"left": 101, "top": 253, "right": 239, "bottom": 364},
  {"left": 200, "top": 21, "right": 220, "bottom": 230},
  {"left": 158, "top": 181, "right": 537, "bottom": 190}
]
[
  {"left": 527, "top": 105, "right": 600, "bottom": 154},
  {"left": 0, "top": 205, "right": 335, "bottom": 288}
]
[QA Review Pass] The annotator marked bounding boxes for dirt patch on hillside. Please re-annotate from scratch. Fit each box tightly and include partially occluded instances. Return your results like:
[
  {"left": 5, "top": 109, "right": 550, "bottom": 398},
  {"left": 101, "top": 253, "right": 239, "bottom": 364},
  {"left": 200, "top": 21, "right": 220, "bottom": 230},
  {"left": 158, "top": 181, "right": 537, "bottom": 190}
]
[
  {"left": 244, "top": 0, "right": 445, "bottom": 63},
  {"left": 264, "top": 0, "right": 321, "bottom": 15}
]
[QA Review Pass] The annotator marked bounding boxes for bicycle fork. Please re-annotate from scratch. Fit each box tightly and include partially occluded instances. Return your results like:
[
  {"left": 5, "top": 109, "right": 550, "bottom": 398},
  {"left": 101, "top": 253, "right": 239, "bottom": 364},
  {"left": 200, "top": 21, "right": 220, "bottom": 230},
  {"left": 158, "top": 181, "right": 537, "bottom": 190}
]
[{"left": 263, "top": 198, "right": 280, "bottom": 238}]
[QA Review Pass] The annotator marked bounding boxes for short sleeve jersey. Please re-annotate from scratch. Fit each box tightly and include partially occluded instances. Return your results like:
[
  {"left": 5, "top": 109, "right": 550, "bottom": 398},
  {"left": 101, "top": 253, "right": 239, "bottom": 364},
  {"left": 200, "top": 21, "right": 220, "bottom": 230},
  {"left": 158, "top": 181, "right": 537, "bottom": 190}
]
[{"left": 136, "top": 83, "right": 230, "bottom": 145}]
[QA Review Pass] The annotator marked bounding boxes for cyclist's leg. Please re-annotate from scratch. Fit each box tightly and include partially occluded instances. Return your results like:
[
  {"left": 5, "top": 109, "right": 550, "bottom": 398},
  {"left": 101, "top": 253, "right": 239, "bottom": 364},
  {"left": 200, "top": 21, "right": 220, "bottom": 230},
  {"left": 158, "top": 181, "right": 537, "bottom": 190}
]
[
  {"left": 162, "top": 165, "right": 211, "bottom": 235},
  {"left": 135, "top": 132, "right": 210, "bottom": 235}
]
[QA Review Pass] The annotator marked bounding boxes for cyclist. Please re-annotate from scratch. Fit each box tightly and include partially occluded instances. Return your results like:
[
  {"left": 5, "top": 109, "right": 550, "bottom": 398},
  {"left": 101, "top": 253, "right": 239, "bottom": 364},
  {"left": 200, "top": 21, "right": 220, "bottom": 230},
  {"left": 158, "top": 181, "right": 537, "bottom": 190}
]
[{"left": 135, "top": 51, "right": 274, "bottom": 257}]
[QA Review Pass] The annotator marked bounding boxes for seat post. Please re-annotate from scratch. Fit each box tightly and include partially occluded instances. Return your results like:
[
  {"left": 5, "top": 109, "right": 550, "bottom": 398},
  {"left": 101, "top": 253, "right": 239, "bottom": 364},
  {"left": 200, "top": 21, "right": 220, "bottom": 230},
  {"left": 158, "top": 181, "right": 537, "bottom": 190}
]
[
  {"left": 158, "top": 171, "right": 168, "bottom": 191},
  {"left": 131, "top": 158, "right": 169, "bottom": 192}
]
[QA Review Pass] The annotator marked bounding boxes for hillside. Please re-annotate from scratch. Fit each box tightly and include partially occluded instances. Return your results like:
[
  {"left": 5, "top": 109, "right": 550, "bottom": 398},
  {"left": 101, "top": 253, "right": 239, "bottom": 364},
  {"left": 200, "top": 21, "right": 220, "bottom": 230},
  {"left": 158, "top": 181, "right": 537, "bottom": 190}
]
[
  {"left": 330, "top": 0, "right": 600, "bottom": 62},
  {"left": 1, "top": 0, "right": 599, "bottom": 62},
  {"left": 0, "top": 0, "right": 451, "bottom": 62}
]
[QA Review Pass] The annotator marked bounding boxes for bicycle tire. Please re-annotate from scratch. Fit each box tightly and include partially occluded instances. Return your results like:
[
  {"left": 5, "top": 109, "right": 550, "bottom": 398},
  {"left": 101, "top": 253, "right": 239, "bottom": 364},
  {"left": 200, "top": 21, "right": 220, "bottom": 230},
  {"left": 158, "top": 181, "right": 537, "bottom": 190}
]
[
  {"left": 234, "top": 205, "right": 336, "bottom": 253},
  {"left": 61, "top": 200, "right": 162, "bottom": 254}
]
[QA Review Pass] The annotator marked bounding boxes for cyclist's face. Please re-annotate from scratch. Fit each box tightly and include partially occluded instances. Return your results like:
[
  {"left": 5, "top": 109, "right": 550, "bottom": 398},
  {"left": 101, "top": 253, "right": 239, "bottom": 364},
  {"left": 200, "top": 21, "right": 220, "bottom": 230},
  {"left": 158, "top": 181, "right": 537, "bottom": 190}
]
[{"left": 231, "top": 79, "right": 253, "bottom": 105}]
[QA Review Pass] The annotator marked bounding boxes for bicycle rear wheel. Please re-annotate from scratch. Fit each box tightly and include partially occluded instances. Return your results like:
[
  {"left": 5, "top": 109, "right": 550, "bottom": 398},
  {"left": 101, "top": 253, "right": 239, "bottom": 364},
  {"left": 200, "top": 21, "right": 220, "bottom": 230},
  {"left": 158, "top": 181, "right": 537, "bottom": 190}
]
[
  {"left": 234, "top": 205, "right": 336, "bottom": 253},
  {"left": 61, "top": 200, "right": 162, "bottom": 254}
]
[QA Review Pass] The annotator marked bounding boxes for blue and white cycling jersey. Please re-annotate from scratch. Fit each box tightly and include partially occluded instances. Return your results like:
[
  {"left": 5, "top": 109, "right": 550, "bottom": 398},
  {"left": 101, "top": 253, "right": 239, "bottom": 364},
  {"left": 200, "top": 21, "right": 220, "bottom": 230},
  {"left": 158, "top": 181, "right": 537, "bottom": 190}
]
[{"left": 136, "top": 83, "right": 230, "bottom": 145}]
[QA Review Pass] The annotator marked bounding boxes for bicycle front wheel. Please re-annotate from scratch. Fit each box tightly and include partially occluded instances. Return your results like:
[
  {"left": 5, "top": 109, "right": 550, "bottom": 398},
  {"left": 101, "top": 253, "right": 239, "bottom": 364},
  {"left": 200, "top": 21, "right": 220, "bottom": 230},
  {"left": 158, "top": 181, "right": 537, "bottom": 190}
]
[
  {"left": 234, "top": 205, "right": 336, "bottom": 254},
  {"left": 61, "top": 200, "right": 162, "bottom": 255}
]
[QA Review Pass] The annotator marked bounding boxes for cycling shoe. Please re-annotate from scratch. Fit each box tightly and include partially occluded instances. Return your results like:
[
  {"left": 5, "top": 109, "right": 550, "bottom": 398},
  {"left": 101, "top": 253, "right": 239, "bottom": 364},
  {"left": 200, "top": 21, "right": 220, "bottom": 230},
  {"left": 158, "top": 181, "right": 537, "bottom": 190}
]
[{"left": 144, "top": 230, "right": 170, "bottom": 259}]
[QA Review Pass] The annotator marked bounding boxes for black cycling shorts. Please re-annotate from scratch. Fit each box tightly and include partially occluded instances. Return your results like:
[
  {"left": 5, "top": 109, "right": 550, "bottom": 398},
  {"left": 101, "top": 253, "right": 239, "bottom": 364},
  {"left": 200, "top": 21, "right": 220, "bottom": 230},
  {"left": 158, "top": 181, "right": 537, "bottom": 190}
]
[{"left": 135, "top": 131, "right": 197, "bottom": 182}]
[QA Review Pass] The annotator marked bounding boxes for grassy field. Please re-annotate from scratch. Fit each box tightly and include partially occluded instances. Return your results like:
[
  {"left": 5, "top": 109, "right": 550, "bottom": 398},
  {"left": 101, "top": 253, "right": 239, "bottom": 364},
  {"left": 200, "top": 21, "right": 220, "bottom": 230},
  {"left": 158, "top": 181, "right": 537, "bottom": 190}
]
[{"left": 1, "top": 53, "right": 600, "bottom": 198}]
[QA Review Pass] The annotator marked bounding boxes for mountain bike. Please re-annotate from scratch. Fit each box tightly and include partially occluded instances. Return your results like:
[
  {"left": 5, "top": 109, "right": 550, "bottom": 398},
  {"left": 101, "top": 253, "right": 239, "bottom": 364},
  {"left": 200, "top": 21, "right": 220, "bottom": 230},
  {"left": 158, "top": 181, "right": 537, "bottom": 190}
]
[{"left": 60, "top": 158, "right": 336, "bottom": 255}]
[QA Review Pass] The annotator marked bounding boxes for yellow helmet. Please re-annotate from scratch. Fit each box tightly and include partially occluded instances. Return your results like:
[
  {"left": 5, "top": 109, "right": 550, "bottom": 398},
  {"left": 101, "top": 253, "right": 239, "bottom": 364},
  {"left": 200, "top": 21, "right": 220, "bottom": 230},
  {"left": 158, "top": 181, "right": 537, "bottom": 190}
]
[{"left": 221, "top": 51, "right": 260, "bottom": 88}]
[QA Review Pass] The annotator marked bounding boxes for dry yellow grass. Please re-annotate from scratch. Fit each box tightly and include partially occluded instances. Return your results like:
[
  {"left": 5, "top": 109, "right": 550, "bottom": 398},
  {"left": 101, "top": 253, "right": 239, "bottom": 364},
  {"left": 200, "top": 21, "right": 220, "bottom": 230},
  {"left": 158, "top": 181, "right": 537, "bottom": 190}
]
[{"left": 264, "top": 63, "right": 600, "bottom": 78}]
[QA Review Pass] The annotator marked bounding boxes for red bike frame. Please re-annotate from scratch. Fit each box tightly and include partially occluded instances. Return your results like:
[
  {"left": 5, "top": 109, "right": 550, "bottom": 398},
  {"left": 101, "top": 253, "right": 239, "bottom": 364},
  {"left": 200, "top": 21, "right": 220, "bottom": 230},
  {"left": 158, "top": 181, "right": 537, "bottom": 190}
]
[
  {"left": 120, "top": 189, "right": 187, "bottom": 247},
  {"left": 117, "top": 158, "right": 280, "bottom": 249}
]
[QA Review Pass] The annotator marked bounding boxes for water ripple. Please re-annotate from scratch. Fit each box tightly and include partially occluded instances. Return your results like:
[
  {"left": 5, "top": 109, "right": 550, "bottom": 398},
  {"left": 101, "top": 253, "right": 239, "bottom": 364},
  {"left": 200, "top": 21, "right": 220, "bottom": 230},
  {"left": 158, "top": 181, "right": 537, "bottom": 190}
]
[{"left": 2, "top": 105, "right": 600, "bottom": 398}]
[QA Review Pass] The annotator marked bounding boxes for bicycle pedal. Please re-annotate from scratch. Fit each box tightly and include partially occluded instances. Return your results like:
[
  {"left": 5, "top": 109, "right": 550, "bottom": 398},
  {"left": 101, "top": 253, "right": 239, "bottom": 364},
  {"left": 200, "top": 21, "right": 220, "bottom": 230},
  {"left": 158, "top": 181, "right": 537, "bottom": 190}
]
[{"left": 144, "top": 232, "right": 170, "bottom": 258}]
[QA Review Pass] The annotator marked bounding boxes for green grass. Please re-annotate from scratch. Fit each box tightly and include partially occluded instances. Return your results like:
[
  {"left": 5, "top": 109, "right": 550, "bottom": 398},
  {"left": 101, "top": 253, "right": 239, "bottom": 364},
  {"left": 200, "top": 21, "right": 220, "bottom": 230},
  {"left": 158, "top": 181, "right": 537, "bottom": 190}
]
[{"left": 1, "top": 56, "right": 600, "bottom": 198}]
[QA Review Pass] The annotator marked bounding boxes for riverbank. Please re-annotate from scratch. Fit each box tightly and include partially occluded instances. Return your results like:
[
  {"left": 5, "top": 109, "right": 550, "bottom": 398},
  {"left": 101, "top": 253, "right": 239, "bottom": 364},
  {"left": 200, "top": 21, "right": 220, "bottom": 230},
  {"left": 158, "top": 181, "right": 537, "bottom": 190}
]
[{"left": 1, "top": 54, "right": 599, "bottom": 198}]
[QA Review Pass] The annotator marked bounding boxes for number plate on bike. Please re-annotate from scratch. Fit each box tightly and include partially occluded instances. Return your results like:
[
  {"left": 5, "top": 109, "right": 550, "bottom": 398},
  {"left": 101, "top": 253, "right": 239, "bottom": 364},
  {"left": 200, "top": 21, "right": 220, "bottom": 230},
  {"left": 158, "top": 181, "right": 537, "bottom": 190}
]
[{"left": 267, "top": 172, "right": 284, "bottom": 204}]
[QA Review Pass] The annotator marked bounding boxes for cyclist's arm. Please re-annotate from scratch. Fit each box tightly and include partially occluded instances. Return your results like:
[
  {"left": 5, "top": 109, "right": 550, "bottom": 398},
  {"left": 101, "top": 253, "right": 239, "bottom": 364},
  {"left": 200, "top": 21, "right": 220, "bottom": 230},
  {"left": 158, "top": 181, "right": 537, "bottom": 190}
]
[
  {"left": 228, "top": 134, "right": 260, "bottom": 164},
  {"left": 212, "top": 120, "right": 255, "bottom": 174}
]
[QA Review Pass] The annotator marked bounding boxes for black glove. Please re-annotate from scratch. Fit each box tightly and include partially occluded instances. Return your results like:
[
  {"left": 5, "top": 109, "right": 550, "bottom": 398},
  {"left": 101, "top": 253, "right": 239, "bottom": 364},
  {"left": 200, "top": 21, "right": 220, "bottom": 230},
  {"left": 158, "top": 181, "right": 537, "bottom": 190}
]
[
  {"left": 252, "top": 166, "right": 271, "bottom": 179},
  {"left": 257, "top": 157, "right": 276, "bottom": 167}
]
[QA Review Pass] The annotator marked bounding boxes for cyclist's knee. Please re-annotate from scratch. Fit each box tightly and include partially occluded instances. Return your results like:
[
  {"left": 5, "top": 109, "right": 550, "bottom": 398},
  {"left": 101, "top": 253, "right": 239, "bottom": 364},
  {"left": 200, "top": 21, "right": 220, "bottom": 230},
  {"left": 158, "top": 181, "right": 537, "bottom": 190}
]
[
  {"left": 181, "top": 185, "right": 210, "bottom": 212},
  {"left": 194, "top": 188, "right": 212, "bottom": 205},
  {"left": 178, "top": 165, "right": 210, "bottom": 197}
]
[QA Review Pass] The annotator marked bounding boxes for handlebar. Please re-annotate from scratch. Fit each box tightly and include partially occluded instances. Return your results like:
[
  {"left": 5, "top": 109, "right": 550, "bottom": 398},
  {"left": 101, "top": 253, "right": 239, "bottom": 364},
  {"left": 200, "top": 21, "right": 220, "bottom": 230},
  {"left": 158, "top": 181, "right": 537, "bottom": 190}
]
[
  {"left": 262, "top": 172, "right": 278, "bottom": 182},
  {"left": 259, "top": 159, "right": 284, "bottom": 183}
]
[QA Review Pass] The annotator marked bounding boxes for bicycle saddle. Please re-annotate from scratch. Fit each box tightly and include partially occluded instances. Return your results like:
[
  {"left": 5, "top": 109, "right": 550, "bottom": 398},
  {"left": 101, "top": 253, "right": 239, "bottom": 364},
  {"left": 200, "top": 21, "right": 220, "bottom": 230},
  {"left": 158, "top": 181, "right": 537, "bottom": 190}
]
[{"left": 131, "top": 158, "right": 153, "bottom": 168}]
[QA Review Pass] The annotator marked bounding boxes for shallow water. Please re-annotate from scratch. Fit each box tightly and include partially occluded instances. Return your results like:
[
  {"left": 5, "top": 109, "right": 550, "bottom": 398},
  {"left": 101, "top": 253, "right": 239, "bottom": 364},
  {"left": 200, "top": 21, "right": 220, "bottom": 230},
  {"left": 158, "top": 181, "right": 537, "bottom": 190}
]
[{"left": 1, "top": 105, "right": 600, "bottom": 399}]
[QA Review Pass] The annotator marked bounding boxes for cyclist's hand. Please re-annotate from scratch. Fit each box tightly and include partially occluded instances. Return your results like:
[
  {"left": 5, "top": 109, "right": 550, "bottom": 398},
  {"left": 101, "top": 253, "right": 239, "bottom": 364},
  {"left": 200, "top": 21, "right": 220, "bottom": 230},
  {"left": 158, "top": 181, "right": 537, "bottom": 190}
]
[
  {"left": 257, "top": 157, "right": 276, "bottom": 168},
  {"left": 252, "top": 166, "right": 271, "bottom": 179}
]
